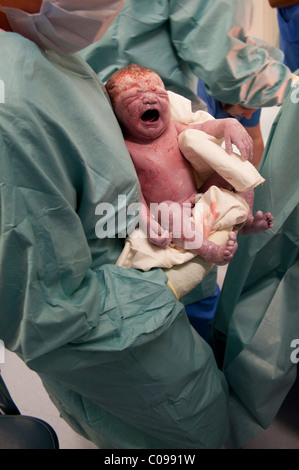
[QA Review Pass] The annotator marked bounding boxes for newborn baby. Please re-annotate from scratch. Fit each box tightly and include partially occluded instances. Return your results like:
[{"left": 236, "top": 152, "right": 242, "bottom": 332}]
[{"left": 106, "top": 64, "right": 274, "bottom": 265}]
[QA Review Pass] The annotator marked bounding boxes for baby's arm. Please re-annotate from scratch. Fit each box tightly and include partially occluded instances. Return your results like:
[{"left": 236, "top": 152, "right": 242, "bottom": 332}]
[
  {"left": 176, "top": 118, "right": 253, "bottom": 161},
  {"left": 200, "top": 118, "right": 253, "bottom": 161}
]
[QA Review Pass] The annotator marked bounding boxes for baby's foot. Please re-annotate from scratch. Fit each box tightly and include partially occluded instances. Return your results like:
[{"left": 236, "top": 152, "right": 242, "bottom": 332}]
[
  {"left": 241, "top": 211, "right": 274, "bottom": 235},
  {"left": 192, "top": 231, "right": 238, "bottom": 265},
  {"left": 216, "top": 231, "right": 238, "bottom": 266}
]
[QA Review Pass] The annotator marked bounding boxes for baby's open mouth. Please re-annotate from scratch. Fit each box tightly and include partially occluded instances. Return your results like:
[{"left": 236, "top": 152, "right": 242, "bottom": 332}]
[{"left": 141, "top": 109, "right": 160, "bottom": 122}]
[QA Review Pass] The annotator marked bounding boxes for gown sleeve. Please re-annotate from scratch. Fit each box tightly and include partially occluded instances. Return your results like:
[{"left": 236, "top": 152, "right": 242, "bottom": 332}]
[{"left": 169, "top": 0, "right": 292, "bottom": 107}]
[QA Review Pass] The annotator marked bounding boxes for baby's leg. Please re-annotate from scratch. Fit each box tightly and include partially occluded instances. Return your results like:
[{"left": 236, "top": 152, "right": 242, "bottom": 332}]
[
  {"left": 190, "top": 231, "right": 238, "bottom": 265},
  {"left": 240, "top": 211, "right": 274, "bottom": 235},
  {"left": 238, "top": 189, "right": 274, "bottom": 235},
  {"left": 200, "top": 180, "right": 274, "bottom": 235},
  {"left": 199, "top": 172, "right": 233, "bottom": 193},
  {"left": 154, "top": 200, "right": 238, "bottom": 265}
]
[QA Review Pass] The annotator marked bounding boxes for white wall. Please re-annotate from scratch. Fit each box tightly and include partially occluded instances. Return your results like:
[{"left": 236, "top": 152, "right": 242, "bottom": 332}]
[{"left": 249, "top": 0, "right": 280, "bottom": 46}]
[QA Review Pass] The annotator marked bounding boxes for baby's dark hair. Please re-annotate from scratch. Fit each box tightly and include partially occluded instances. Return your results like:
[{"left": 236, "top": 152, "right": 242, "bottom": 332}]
[{"left": 105, "top": 64, "right": 160, "bottom": 106}]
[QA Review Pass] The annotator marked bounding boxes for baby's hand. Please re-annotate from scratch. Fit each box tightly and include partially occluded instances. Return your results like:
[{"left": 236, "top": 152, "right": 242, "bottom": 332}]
[
  {"left": 223, "top": 119, "right": 253, "bottom": 161},
  {"left": 146, "top": 218, "right": 172, "bottom": 248},
  {"left": 139, "top": 199, "right": 172, "bottom": 247}
]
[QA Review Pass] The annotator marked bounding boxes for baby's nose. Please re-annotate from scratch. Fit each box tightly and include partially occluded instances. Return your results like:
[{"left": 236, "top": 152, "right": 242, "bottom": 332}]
[{"left": 142, "top": 92, "right": 157, "bottom": 104}]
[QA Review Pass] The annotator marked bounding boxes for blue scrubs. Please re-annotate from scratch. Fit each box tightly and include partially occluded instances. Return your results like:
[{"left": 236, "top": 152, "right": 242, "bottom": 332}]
[
  {"left": 197, "top": 80, "right": 261, "bottom": 127},
  {"left": 277, "top": 5, "right": 299, "bottom": 72}
]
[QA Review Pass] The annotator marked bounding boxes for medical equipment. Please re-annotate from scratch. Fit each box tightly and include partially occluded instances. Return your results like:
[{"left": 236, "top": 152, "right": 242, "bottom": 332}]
[{"left": 0, "top": 371, "right": 59, "bottom": 449}]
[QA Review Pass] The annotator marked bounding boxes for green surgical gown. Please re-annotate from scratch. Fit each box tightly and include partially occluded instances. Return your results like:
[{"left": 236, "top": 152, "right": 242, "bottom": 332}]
[
  {"left": 210, "top": 79, "right": 299, "bottom": 448},
  {"left": 80, "top": 0, "right": 293, "bottom": 108},
  {"left": 0, "top": 32, "right": 229, "bottom": 449}
]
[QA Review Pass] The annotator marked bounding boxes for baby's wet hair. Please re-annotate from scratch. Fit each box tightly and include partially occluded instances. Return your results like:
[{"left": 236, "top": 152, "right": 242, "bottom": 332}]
[{"left": 105, "top": 64, "right": 161, "bottom": 106}]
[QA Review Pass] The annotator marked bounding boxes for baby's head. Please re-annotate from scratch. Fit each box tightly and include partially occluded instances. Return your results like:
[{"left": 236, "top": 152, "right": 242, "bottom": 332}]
[
  {"left": 106, "top": 64, "right": 171, "bottom": 142},
  {"left": 106, "top": 64, "right": 162, "bottom": 106}
]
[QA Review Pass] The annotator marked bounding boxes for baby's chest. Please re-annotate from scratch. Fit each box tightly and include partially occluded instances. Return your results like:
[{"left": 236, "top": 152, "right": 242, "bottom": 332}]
[{"left": 128, "top": 141, "right": 184, "bottom": 174}]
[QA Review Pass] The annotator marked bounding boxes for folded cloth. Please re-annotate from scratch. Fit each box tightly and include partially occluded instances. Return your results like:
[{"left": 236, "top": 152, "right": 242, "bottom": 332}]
[
  {"left": 168, "top": 90, "right": 264, "bottom": 191},
  {"left": 117, "top": 187, "right": 249, "bottom": 298},
  {"left": 168, "top": 90, "right": 215, "bottom": 125},
  {"left": 179, "top": 129, "right": 265, "bottom": 192}
]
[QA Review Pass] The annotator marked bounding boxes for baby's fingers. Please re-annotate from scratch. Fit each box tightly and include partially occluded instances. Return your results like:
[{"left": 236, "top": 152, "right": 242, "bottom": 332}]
[
  {"left": 238, "top": 136, "right": 253, "bottom": 161},
  {"left": 224, "top": 135, "right": 233, "bottom": 155}
]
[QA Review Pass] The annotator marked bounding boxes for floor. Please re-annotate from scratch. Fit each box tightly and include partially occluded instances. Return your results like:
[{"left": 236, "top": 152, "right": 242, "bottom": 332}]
[{"left": 1, "top": 105, "right": 298, "bottom": 450}]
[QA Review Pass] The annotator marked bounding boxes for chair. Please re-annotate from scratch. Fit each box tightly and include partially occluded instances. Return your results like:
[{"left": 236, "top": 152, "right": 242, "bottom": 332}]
[{"left": 0, "top": 371, "right": 59, "bottom": 449}]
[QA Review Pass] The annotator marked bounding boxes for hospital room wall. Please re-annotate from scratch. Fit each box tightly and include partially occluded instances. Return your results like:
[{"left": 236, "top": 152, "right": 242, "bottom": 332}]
[{"left": 249, "top": 0, "right": 279, "bottom": 46}]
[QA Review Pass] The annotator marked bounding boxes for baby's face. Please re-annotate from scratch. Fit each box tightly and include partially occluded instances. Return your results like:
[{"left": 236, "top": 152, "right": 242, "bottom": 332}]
[{"left": 113, "top": 73, "right": 171, "bottom": 142}]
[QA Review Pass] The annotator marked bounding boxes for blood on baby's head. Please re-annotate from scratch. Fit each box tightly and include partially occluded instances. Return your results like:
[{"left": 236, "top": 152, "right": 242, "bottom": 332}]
[{"left": 105, "top": 64, "right": 163, "bottom": 107}]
